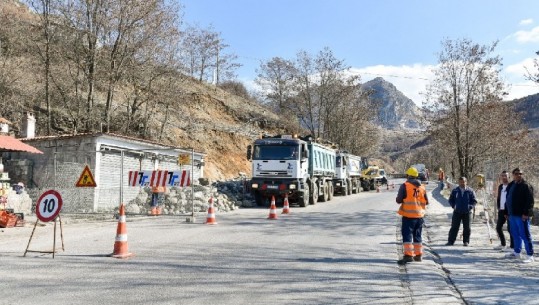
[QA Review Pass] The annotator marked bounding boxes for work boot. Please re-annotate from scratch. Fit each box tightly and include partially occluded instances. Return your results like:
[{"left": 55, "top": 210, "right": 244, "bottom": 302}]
[
  {"left": 398, "top": 255, "right": 414, "bottom": 265},
  {"left": 413, "top": 255, "right": 422, "bottom": 262}
]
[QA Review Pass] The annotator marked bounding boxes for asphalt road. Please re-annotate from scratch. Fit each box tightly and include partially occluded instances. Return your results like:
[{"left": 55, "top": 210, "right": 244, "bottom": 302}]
[{"left": 2, "top": 182, "right": 423, "bottom": 305}]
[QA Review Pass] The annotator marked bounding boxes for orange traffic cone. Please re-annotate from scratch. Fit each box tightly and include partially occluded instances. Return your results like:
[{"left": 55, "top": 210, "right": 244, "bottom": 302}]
[
  {"left": 268, "top": 196, "right": 278, "bottom": 219},
  {"left": 205, "top": 197, "right": 218, "bottom": 225},
  {"left": 111, "top": 203, "right": 134, "bottom": 259},
  {"left": 282, "top": 194, "right": 290, "bottom": 214}
]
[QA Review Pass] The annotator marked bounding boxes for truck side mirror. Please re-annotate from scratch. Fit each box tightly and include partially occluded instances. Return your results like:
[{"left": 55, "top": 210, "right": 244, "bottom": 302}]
[
  {"left": 246, "top": 145, "right": 252, "bottom": 161},
  {"left": 302, "top": 148, "right": 309, "bottom": 159}
]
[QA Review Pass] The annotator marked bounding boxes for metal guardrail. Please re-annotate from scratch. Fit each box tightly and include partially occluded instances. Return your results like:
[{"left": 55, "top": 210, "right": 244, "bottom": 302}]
[{"left": 387, "top": 173, "right": 407, "bottom": 179}]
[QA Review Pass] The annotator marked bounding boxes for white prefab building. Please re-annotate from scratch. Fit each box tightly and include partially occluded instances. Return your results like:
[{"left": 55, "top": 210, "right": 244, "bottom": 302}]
[{"left": 5, "top": 132, "right": 205, "bottom": 213}]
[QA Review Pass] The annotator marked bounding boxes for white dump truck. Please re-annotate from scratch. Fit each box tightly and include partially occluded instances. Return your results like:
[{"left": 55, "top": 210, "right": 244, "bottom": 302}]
[
  {"left": 333, "top": 151, "right": 368, "bottom": 195},
  {"left": 246, "top": 135, "right": 336, "bottom": 207}
]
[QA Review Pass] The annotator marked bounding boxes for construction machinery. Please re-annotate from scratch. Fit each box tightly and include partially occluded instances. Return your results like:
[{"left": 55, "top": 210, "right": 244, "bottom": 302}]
[{"left": 360, "top": 166, "right": 387, "bottom": 191}]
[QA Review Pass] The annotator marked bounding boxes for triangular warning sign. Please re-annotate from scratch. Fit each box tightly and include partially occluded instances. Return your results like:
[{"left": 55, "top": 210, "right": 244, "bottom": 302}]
[{"left": 75, "top": 165, "right": 97, "bottom": 187}]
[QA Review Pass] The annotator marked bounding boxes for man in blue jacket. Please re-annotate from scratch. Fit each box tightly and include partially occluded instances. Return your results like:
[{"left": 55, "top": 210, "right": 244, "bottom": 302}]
[{"left": 446, "top": 177, "right": 477, "bottom": 246}]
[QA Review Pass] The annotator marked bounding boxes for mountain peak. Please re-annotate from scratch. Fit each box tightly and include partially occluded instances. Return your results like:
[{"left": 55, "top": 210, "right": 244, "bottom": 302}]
[{"left": 361, "top": 77, "right": 424, "bottom": 130}]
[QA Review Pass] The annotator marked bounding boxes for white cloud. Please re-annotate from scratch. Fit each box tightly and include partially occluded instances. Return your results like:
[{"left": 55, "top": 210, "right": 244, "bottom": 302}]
[
  {"left": 514, "top": 26, "right": 539, "bottom": 43},
  {"left": 348, "top": 64, "right": 436, "bottom": 106},
  {"left": 503, "top": 81, "right": 539, "bottom": 101},
  {"left": 505, "top": 57, "right": 536, "bottom": 76},
  {"left": 503, "top": 57, "right": 539, "bottom": 100},
  {"left": 519, "top": 18, "right": 534, "bottom": 26}
]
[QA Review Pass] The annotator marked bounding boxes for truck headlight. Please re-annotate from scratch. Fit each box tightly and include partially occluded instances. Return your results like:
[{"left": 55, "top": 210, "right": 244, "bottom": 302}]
[
  {"left": 336, "top": 182, "right": 341, "bottom": 186},
  {"left": 289, "top": 184, "right": 296, "bottom": 190},
  {"left": 251, "top": 183, "right": 259, "bottom": 189}
]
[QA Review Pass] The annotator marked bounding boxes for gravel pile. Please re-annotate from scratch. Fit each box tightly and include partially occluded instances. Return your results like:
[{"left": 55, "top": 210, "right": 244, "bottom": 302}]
[{"left": 125, "top": 177, "right": 255, "bottom": 215}]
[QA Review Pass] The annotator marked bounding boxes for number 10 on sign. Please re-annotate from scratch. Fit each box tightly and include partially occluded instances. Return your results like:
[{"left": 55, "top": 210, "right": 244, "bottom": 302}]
[{"left": 36, "top": 190, "right": 63, "bottom": 222}]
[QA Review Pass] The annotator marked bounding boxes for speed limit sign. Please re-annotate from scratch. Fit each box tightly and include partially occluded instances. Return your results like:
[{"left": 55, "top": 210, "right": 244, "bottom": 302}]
[{"left": 36, "top": 190, "right": 63, "bottom": 222}]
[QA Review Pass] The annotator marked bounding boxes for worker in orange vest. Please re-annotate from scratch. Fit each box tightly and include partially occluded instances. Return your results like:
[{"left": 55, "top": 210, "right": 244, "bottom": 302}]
[
  {"left": 438, "top": 168, "right": 445, "bottom": 190},
  {"left": 150, "top": 186, "right": 165, "bottom": 215},
  {"left": 396, "top": 167, "right": 429, "bottom": 265}
]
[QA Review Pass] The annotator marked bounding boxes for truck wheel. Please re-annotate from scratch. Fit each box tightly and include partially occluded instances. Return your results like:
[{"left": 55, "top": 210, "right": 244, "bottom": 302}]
[
  {"left": 327, "top": 182, "right": 334, "bottom": 201},
  {"left": 347, "top": 179, "right": 352, "bottom": 195},
  {"left": 352, "top": 180, "right": 358, "bottom": 194},
  {"left": 310, "top": 183, "right": 318, "bottom": 205},
  {"left": 254, "top": 191, "right": 265, "bottom": 207},
  {"left": 370, "top": 181, "right": 375, "bottom": 191},
  {"left": 319, "top": 183, "right": 329, "bottom": 202},
  {"left": 299, "top": 184, "right": 309, "bottom": 207}
]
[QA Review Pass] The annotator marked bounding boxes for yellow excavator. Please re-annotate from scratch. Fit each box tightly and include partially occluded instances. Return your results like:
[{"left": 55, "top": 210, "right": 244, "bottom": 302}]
[{"left": 360, "top": 166, "right": 387, "bottom": 191}]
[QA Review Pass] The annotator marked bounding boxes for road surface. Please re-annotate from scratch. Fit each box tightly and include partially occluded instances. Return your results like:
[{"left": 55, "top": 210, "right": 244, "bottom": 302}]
[{"left": 3, "top": 181, "right": 536, "bottom": 304}]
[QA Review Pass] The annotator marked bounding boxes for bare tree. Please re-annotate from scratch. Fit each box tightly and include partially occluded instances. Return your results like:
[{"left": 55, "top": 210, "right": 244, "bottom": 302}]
[
  {"left": 180, "top": 24, "right": 240, "bottom": 84},
  {"left": 256, "top": 47, "right": 378, "bottom": 154},
  {"left": 255, "top": 56, "right": 297, "bottom": 113},
  {"left": 99, "top": 0, "right": 182, "bottom": 132},
  {"left": 27, "top": 0, "right": 57, "bottom": 135},
  {"left": 424, "top": 38, "right": 529, "bottom": 178},
  {"left": 526, "top": 50, "right": 539, "bottom": 84}
]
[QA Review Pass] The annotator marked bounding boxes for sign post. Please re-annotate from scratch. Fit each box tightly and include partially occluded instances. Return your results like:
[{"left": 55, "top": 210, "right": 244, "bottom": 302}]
[{"left": 24, "top": 190, "right": 65, "bottom": 258}]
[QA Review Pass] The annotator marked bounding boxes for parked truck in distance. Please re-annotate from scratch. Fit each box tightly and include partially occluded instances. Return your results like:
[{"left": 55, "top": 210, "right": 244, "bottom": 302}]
[
  {"left": 246, "top": 135, "right": 336, "bottom": 207},
  {"left": 333, "top": 151, "right": 368, "bottom": 195},
  {"left": 360, "top": 166, "right": 387, "bottom": 191}
]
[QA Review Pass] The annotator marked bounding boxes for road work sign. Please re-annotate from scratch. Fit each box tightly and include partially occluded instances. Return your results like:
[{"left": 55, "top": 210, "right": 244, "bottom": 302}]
[
  {"left": 75, "top": 165, "right": 97, "bottom": 187},
  {"left": 178, "top": 154, "right": 191, "bottom": 166}
]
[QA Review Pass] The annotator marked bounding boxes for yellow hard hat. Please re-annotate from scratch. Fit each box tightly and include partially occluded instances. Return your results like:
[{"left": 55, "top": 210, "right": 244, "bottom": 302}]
[{"left": 406, "top": 167, "right": 419, "bottom": 178}]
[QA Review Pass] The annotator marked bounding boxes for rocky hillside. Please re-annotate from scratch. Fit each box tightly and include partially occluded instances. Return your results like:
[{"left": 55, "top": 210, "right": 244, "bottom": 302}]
[
  {"left": 510, "top": 92, "right": 539, "bottom": 129},
  {"left": 156, "top": 80, "right": 291, "bottom": 181},
  {"left": 362, "top": 77, "right": 424, "bottom": 130}
]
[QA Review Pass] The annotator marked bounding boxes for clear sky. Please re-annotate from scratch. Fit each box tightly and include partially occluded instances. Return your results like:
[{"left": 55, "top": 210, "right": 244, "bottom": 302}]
[{"left": 179, "top": 0, "right": 539, "bottom": 105}]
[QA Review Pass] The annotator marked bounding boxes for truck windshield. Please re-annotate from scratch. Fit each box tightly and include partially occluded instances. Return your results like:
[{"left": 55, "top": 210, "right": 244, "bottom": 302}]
[{"left": 253, "top": 145, "right": 299, "bottom": 160}]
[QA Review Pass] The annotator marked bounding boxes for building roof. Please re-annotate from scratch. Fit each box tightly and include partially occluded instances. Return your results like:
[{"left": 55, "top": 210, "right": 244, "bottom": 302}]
[
  {"left": 19, "top": 132, "right": 204, "bottom": 155},
  {"left": 0, "top": 118, "right": 12, "bottom": 124},
  {"left": 0, "top": 135, "right": 43, "bottom": 154}
]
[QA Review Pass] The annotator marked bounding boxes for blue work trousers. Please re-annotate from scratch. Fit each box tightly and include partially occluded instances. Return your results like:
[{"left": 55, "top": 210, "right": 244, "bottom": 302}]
[
  {"left": 509, "top": 215, "right": 534, "bottom": 256},
  {"left": 401, "top": 217, "right": 424, "bottom": 256}
]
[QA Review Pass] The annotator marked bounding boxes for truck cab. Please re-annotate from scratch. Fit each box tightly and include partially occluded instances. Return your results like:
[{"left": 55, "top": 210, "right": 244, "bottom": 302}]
[{"left": 247, "top": 135, "right": 310, "bottom": 207}]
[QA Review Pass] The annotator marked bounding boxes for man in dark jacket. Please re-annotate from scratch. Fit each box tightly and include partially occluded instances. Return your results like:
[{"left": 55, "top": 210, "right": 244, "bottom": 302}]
[
  {"left": 446, "top": 177, "right": 477, "bottom": 246},
  {"left": 495, "top": 171, "right": 513, "bottom": 250},
  {"left": 504, "top": 168, "right": 535, "bottom": 263}
]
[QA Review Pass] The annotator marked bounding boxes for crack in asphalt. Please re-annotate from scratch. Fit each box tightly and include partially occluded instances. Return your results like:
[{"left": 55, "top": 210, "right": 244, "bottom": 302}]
[
  {"left": 395, "top": 217, "right": 414, "bottom": 305},
  {"left": 423, "top": 222, "right": 470, "bottom": 305}
]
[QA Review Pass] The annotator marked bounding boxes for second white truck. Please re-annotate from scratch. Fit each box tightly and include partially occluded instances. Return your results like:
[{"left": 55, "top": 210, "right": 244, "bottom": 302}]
[{"left": 333, "top": 151, "right": 368, "bottom": 195}]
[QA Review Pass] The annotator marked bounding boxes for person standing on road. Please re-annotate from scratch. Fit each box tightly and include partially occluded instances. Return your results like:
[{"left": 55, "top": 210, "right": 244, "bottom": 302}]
[
  {"left": 438, "top": 168, "right": 445, "bottom": 190},
  {"left": 446, "top": 177, "right": 477, "bottom": 246},
  {"left": 495, "top": 171, "right": 513, "bottom": 251},
  {"left": 396, "top": 167, "right": 429, "bottom": 265},
  {"left": 504, "top": 168, "right": 535, "bottom": 263},
  {"left": 150, "top": 185, "right": 165, "bottom": 215}
]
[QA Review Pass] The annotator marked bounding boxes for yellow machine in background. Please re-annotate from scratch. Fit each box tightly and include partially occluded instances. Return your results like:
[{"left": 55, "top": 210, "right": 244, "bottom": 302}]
[{"left": 360, "top": 166, "right": 387, "bottom": 191}]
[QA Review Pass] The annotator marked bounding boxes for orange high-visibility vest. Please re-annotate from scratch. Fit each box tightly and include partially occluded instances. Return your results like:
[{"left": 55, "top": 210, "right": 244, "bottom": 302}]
[
  {"left": 438, "top": 170, "right": 445, "bottom": 181},
  {"left": 398, "top": 182, "right": 427, "bottom": 218}
]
